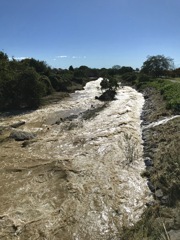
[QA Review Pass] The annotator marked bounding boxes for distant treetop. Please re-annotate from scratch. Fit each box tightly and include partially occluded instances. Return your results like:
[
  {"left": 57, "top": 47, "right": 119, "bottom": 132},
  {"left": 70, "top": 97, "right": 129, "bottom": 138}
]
[{"left": 141, "top": 55, "right": 174, "bottom": 77}]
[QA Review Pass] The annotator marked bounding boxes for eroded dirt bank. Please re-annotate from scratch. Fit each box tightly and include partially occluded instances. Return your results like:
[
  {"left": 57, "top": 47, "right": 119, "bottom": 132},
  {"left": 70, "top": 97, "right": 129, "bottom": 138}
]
[{"left": 0, "top": 79, "right": 151, "bottom": 239}]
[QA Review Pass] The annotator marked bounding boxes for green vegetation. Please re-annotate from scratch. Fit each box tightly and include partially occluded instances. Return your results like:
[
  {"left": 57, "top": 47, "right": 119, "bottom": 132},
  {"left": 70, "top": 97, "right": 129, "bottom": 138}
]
[
  {"left": 95, "top": 76, "right": 121, "bottom": 101},
  {"left": 134, "top": 78, "right": 180, "bottom": 112},
  {"left": 0, "top": 51, "right": 136, "bottom": 111},
  {"left": 149, "top": 80, "right": 180, "bottom": 111},
  {"left": 2, "top": 51, "right": 178, "bottom": 114},
  {"left": 100, "top": 77, "right": 119, "bottom": 91},
  {"left": 121, "top": 72, "right": 137, "bottom": 84},
  {"left": 0, "top": 51, "right": 99, "bottom": 110},
  {"left": 116, "top": 55, "right": 180, "bottom": 113},
  {"left": 118, "top": 55, "right": 180, "bottom": 240},
  {"left": 0, "top": 51, "right": 179, "bottom": 239},
  {"left": 141, "top": 55, "right": 174, "bottom": 77}
]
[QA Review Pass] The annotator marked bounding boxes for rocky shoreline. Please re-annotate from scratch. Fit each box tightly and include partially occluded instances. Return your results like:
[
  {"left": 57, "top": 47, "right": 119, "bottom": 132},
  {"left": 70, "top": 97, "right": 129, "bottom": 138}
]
[{"left": 124, "top": 86, "right": 180, "bottom": 240}]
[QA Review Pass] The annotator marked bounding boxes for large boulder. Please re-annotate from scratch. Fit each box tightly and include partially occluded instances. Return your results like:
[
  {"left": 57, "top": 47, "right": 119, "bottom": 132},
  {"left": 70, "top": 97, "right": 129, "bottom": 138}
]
[
  {"left": 9, "top": 130, "right": 36, "bottom": 141},
  {"left": 96, "top": 89, "right": 116, "bottom": 101}
]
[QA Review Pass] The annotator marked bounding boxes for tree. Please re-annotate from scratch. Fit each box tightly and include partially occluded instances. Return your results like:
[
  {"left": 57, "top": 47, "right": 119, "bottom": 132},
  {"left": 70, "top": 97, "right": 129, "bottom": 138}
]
[
  {"left": 17, "top": 69, "right": 43, "bottom": 108},
  {"left": 0, "top": 51, "right": 8, "bottom": 61},
  {"left": 172, "top": 68, "right": 180, "bottom": 77},
  {"left": 69, "top": 65, "right": 74, "bottom": 71},
  {"left": 100, "top": 78, "right": 109, "bottom": 90},
  {"left": 0, "top": 51, "right": 9, "bottom": 76},
  {"left": 100, "top": 77, "right": 119, "bottom": 91},
  {"left": 119, "top": 66, "right": 134, "bottom": 74},
  {"left": 39, "top": 75, "right": 53, "bottom": 95},
  {"left": 21, "top": 58, "right": 50, "bottom": 75},
  {"left": 141, "top": 55, "right": 174, "bottom": 77},
  {"left": 97, "top": 77, "right": 118, "bottom": 101},
  {"left": 121, "top": 72, "right": 137, "bottom": 83},
  {"left": 112, "top": 65, "right": 121, "bottom": 69}
]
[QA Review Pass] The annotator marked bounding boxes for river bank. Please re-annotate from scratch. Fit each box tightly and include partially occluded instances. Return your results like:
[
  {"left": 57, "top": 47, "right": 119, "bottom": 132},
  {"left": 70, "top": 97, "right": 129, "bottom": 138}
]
[{"left": 122, "top": 86, "right": 180, "bottom": 240}]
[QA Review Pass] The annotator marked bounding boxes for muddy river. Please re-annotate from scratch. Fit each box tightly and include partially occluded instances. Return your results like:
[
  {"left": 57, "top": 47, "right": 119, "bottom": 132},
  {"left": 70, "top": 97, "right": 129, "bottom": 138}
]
[{"left": 0, "top": 78, "right": 151, "bottom": 239}]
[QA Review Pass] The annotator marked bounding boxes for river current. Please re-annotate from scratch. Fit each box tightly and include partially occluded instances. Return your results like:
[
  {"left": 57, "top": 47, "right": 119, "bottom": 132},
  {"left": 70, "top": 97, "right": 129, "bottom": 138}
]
[{"left": 0, "top": 78, "right": 151, "bottom": 239}]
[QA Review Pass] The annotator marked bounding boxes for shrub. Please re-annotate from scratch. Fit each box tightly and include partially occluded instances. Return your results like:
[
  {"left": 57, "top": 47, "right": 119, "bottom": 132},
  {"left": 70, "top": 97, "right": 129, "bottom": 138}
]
[
  {"left": 138, "top": 74, "right": 151, "bottom": 83},
  {"left": 149, "top": 80, "right": 180, "bottom": 112},
  {"left": 39, "top": 75, "right": 54, "bottom": 95},
  {"left": 121, "top": 73, "right": 137, "bottom": 83},
  {"left": 16, "top": 69, "right": 44, "bottom": 108}
]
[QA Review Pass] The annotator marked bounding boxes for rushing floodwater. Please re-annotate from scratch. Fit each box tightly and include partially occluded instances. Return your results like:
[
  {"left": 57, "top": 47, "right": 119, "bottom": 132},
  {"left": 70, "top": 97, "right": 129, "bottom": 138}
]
[{"left": 0, "top": 78, "right": 151, "bottom": 239}]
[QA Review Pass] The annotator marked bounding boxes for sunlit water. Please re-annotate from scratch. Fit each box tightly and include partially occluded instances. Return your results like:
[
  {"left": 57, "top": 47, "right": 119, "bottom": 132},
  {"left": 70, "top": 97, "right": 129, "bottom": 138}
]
[{"left": 0, "top": 78, "right": 151, "bottom": 239}]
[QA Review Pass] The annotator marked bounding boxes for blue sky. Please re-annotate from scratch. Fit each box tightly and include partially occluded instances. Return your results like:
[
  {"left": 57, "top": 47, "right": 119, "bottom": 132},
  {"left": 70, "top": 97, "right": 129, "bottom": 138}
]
[{"left": 1, "top": 0, "right": 180, "bottom": 69}]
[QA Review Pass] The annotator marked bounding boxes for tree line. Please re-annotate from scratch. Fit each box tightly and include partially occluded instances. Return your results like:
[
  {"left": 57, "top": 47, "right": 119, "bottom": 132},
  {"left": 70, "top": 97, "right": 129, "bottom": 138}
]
[
  {"left": 0, "top": 51, "right": 179, "bottom": 111},
  {"left": 0, "top": 51, "right": 135, "bottom": 111},
  {"left": 0, "top": 52, "right": 97, "bottom": 110}
]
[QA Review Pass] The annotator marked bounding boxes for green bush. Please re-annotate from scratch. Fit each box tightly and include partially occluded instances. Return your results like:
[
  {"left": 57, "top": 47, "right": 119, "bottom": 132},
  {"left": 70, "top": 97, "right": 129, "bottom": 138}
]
[
  {"left": 39, "top": 75, "right": 54, "bottom": 95},
  {"left": 121, "top": 72, "right": 137, "bottom": 82},
  {"left": 138, "top": 74, "right": 151, "bottom": 83},
  {"left": 16, "top": 69, "right": 44, "bottom": 108},
  {"left": 100, "top": 77, "right": 118, "bottom": 91},
  {"left": 149, "top": 80, "right": 180, "bottom": 112},
  {"left": 0, "top": 68, "right": 45, "bottom": 110}
]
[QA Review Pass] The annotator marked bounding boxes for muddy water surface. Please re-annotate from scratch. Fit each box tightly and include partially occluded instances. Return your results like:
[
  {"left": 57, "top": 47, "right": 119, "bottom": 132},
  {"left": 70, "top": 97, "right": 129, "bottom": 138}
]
[{"left": 0, "top": 78, "right": 151, "bottom": 239}]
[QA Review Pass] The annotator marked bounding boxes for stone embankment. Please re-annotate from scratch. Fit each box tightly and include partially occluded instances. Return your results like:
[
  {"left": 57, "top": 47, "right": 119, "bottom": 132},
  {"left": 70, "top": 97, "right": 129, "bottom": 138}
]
[{"left": 140, "top": 87, "right": 180, "bottom": 240}]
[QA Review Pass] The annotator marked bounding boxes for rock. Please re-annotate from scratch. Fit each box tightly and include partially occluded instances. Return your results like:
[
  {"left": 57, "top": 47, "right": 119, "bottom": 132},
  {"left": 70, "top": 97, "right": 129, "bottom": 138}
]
[
  {"left": 147, "top": 181, "right": 155, "bottom": 192},
  {"left": 9, "top": 130, "right": 36, "bottom": 141},
  {"left": 144, "top": 157, "right": 154, "bottom": 166},
  {"left": 144, "top": 154, "right": 154, "bottom": 161},
  {"left": 146, "top": 201, "right": 158, "bottom": 207},
  {"left": 154, "top": 189, "right": 163, "bottom": 198},
  {"left": 144, "top": 95, "right": 149, "bottom": 99},
  {"left": 10, "top": 121, "right": 26, "bottom": 128},
  {"left": 97, "top": 89, "right": 116, "bottom": 101},
  {"left": 143, "top": 166, "right": 154, "bottom": 177},
  {"left": 161, "top": 195, "right": 169, "bottom": 205},
  {"left": 168, "top": 230, "right": 180, "bottom": 240}
]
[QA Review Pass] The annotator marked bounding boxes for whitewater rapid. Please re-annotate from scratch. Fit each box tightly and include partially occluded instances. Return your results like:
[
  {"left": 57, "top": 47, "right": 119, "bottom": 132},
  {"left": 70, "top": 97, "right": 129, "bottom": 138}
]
[{"left": 0, "top": 78, "right": 151, "bottom": 239}]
